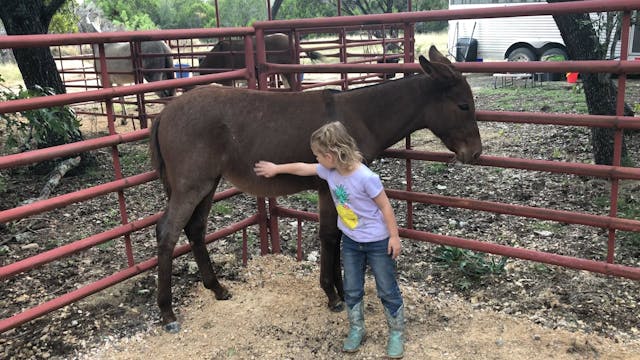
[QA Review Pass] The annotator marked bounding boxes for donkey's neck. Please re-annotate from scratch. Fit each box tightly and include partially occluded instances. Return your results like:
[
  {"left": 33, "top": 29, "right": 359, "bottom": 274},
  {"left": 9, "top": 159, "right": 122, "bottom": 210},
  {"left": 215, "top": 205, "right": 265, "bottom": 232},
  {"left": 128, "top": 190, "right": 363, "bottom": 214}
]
[{"left": 336, "top": 75, "right": 431, "bottom": 160}]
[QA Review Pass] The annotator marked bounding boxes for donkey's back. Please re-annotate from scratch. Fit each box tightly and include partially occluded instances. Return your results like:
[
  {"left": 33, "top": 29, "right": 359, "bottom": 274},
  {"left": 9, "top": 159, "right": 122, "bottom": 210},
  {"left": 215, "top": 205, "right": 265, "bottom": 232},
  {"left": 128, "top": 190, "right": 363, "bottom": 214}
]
[{"left": 150, "top": 86, "right": 335, "bottom": 198}]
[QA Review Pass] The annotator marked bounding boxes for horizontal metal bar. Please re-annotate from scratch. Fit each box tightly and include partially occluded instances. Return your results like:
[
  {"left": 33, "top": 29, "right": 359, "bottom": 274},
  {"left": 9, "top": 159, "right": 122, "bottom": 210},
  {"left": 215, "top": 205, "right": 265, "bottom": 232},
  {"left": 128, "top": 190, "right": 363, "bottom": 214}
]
[
  {"left": 386, "top": 189, "right": 640, "bottom": 232},
  {"left": 266, "top": 60, "right": 640, "bottom": 75},
  {"left": 0, "top": 212, "right": 258, "bottom": 334},
  {"left": 0, "top": 188, "right": 242, "bottom": 280},
  {"left": 0, "top": 70, "right": 248, "bottom": 114},
  {"left": 254, "top": 0, "right": 640, "bottom": 29},
  {"left": 0, "top": 27, "right": 255, "bottom": 49},
  {"left": 264, "top": 204, "right": 640, "bottom": 281},
  {"left": 383, "top": 149, "right": 640, "bottom": 180},
  {"left": 402, "top": 228, "right": 640, "bottom": 280},
  {"left": 0, "top": 172, "right": 156, "bottom": 223},
  {"left": 476, "top": 110, "right": 640, "bottom": 130},
  {"left": 0, "top": 129, "right": 149, "bottom": 169}
]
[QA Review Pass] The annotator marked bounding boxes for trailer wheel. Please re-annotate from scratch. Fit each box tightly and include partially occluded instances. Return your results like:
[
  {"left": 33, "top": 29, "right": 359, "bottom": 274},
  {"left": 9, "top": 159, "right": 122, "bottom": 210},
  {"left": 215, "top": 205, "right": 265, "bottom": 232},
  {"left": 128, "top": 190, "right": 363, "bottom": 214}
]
[
  {"left": 541, "top": 47, "right": 568, "bottom": 61},
  {"left": 508, "top": 47, "right": 536, "bottom": 62}
]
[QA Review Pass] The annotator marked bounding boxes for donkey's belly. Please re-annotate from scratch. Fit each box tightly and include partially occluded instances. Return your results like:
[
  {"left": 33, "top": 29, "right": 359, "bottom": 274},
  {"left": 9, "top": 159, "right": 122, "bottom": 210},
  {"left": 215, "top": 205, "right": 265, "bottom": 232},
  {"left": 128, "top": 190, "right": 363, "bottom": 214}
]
[{"left": 224, "top": 171, "right": 318, "bottom": 198}]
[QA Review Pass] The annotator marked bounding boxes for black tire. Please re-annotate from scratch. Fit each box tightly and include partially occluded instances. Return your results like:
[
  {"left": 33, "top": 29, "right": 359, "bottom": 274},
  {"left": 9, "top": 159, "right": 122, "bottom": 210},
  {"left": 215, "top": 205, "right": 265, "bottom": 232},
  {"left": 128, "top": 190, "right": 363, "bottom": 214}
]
[
  {"left": 540, "top": 47, "right": 568, "bottom": 61},
  {"left": 508, "top": 47, "right": 536, "bottom": 62}
]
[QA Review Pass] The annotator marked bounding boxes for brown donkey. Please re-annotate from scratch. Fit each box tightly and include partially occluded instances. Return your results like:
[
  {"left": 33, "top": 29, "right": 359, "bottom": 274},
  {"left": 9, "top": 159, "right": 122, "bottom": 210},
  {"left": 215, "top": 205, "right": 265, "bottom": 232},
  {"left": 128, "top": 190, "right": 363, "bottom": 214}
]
[
  {"left": 150, "top": 46, "right": 482, "bottom": 333},
  {"left": 197, "top": 33, "right": 323, "bottom": 87}
]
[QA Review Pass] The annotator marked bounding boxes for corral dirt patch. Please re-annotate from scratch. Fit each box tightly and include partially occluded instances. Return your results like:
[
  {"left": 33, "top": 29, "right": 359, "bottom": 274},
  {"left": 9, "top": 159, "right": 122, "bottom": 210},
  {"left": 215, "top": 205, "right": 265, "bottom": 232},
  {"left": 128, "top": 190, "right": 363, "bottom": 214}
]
[{"left": 80, "top": 255, "right": 640, "bottom": 360}]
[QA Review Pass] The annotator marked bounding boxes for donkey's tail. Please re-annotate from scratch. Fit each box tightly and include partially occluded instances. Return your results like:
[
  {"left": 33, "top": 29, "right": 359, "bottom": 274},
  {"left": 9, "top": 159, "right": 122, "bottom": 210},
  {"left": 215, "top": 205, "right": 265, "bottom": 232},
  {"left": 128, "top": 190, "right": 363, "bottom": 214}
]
[
  {"left": 305, "top": 50, "right": 325, "bottom": 63},
  {"left": 150, "top": 115, "right": 171, "bottom": 197}
]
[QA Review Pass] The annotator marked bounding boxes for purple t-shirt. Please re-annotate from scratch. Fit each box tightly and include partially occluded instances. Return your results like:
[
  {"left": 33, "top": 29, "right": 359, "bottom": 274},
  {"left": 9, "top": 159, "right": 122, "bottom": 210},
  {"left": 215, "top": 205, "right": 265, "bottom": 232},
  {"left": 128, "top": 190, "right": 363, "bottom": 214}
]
[{"left": 316, "top": 163, "right": 389, "bottom": 243}]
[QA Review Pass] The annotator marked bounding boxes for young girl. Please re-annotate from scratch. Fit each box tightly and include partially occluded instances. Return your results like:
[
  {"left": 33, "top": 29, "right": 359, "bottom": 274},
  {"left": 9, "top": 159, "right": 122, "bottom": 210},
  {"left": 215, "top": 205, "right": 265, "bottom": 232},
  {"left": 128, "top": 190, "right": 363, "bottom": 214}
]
[{"left": 254, "top": 121, "right": 405, "bottom": 358}]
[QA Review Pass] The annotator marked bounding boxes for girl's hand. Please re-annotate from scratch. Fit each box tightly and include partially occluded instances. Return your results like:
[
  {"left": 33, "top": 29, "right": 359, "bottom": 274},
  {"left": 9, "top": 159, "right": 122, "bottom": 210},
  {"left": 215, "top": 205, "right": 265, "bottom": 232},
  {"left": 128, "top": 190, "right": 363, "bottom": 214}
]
[
  {"left": 254, "top": 161, "right": 278, "bottom": 178},
  {"left": 388, "top": 236, "right": 402, "bottom": 260}
]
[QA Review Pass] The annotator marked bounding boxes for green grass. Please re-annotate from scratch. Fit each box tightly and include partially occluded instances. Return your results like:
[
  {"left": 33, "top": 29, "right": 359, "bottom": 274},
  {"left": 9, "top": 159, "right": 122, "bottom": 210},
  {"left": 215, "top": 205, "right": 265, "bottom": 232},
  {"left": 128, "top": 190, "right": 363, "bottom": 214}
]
[
  {"left": 119, "top": 147, "right": 149, "bottom": 170},
  {"left": 594, "top": 192, "right": 640, "bottom": 258},
  {"left": 474, "top": 84, "right": 589, "bottom": 114},
  {"left": 414, "top": 31, "right": 449, "bottom": 57},
  {"left": 425, "top": 162, "right": 448, "bottom": 174},
  {"left": 0, "top": 63, "right": 23, "bottom": 88},
  {"left": 531, "top": 220, "right": 564, "bottom": 232},
  {"left": 432, "top": 245, "right": 508, "bottom": 290},
  {"left": 213, "top": 202, "right": 233, "bottom": 216},
  {"left": 290, "top": 191, "right": 319, "bottom": 204}
]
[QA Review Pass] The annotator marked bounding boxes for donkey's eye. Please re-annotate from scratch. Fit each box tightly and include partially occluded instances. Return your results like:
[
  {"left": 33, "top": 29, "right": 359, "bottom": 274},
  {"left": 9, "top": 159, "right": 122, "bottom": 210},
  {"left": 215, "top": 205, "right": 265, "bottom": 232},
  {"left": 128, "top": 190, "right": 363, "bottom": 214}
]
[{"left": 458, "top": 103, "right": 470, "bottom": 111}]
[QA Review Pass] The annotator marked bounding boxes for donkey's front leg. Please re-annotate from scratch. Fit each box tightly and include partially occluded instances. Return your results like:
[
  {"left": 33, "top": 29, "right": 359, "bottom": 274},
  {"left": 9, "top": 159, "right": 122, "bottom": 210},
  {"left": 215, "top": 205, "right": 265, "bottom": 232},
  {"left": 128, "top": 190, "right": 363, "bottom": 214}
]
[{"left": 318, "top": 186, "right": 345, "bottom": 312}]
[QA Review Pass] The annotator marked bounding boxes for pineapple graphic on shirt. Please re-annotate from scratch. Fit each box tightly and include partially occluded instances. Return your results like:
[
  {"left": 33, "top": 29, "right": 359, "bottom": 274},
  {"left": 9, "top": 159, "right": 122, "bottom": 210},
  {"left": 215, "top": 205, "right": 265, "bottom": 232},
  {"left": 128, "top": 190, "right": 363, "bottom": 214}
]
[{"left": 334, "top": 184, "right": 358, "bottom": 229}]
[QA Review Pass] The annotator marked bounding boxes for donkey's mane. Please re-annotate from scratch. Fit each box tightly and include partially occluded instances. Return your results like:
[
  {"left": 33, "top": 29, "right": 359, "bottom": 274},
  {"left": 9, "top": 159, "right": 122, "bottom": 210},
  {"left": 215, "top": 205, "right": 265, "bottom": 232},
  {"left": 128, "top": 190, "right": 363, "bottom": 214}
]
[{"left": 339, "top": 73, "right": 424, "bottom": 93}]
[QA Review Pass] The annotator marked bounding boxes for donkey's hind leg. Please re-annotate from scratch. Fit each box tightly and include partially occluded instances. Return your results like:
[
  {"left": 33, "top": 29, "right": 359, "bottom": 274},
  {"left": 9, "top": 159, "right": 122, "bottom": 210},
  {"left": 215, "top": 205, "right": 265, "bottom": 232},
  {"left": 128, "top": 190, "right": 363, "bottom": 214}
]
[
  {"left": 184, "top": 179, "right": 231, "bottom": 301},
  {"left": 318, "top": 183, "right": 345, "bottom": 312},
  {"left": 156, "top": 187, "right": 214, "bottom": 333},
  {"left": 117, "top": 95, "right": 130, "bottom": 127}
]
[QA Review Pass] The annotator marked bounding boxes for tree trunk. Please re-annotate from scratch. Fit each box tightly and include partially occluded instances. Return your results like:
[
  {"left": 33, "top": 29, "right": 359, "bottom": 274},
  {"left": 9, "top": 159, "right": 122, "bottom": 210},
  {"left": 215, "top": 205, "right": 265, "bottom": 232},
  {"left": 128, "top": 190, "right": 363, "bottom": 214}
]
[
  {"left": 548, "top": 0, "right": 633, "bottom": 165},
  {"left": 0, "top": 0, "right": 84, "bottom": 163},
  {"left": 271, "top": 0, "right": 285, "bottom": 19},
  {"left": 0, "top": 0, "right": 87, "bottom": 171},
  {"left": 0, "top": 0, "right": 66, "bottom": 94}
]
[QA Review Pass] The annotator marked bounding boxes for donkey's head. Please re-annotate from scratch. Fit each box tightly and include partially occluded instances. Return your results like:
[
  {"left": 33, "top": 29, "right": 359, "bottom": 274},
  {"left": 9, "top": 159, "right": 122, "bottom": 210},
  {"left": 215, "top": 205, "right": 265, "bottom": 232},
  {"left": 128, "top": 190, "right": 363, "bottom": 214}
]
[{"left": 418, "top": 46, "right": 482, "bottom": 164}]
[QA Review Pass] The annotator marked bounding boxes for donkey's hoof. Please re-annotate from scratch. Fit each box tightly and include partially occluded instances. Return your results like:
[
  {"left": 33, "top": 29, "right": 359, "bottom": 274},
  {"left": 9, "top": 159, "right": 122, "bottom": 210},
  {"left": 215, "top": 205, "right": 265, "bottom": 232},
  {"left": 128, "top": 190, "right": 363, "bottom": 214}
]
[
  {"left": 329, "top": 300, "right": 345, "bottom": 312},
  {"left": 215, "top": 287, "right": 232, "bottom": 300},
  {"left": 163, "top": 321, "right": 181, "bottom": 333}
]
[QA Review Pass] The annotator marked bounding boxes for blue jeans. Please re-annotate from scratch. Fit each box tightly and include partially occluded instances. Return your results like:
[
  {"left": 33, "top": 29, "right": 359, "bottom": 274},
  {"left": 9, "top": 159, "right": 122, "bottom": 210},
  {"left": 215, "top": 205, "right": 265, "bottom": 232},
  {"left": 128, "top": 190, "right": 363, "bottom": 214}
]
[{"left": 341, "top": 234, "right": 403, "bottom": 315}]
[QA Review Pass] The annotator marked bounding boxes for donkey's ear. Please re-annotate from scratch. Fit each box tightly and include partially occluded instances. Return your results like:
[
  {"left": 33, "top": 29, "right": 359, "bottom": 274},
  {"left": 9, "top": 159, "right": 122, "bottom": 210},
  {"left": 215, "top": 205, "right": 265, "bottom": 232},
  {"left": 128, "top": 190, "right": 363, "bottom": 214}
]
[
  {"left": 419, "top": 54, "right": 459, "bottom": 83},
  {"left": 418, "top": 55, "right": 430, "bottom": 72},
  {"left": 418, "top": 55, "right": 437, "bottom": 76},
  {"left": 428, "top": 45, "right": 452, "bottom": 65}
]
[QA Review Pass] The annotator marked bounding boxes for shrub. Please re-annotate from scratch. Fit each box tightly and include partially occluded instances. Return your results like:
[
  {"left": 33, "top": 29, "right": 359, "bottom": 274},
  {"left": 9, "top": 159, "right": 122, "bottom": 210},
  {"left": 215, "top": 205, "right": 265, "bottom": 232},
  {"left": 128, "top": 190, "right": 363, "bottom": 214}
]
[
  {"left": 0, "top": 81, "right": 80, "bottom": 153},
  {"left": 432, "top": 245, "right": 508, "bottom": 287}
]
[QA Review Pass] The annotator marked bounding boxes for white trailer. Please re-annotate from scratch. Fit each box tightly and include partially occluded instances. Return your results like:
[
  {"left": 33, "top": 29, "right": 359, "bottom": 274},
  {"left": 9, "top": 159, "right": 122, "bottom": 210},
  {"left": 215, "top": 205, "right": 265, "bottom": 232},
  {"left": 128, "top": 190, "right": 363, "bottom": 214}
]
[{"left": 448, "top": 0, "right": 640, "bottom": 62}]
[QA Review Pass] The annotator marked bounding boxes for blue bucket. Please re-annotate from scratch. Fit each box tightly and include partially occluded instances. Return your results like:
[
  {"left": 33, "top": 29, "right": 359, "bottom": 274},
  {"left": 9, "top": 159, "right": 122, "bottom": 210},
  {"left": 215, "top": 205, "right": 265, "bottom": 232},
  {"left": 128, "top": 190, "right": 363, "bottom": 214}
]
[{"left": 174, "top": 64, "right": 191, "bottom": 78}]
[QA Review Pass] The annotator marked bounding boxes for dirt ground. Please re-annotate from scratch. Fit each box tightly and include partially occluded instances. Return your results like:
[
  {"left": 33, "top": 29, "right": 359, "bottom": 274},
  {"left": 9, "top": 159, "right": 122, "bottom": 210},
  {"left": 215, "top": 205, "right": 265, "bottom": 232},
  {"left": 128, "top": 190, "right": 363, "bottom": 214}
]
[{"left": 77, "top": 255, "right": 640, "bottom": 360}]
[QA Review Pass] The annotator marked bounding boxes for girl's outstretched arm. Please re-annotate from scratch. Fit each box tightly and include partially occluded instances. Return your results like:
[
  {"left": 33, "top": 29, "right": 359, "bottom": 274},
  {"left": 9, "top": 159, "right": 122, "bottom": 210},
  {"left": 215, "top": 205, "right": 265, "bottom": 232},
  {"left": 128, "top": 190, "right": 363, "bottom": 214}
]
[{"left": 254, "top": 161, "right": 318, "bottom": 178}]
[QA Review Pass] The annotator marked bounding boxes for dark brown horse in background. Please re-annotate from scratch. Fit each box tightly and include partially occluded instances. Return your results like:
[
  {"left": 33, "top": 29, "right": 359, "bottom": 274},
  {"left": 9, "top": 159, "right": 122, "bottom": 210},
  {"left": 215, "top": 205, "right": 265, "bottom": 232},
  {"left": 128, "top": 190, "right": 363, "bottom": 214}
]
[
  {"left": 150, "top": 46, "right": 482, "bottom": 333},
  {"left": 197, "top": 33, "right": 323, "bottom": 87}
]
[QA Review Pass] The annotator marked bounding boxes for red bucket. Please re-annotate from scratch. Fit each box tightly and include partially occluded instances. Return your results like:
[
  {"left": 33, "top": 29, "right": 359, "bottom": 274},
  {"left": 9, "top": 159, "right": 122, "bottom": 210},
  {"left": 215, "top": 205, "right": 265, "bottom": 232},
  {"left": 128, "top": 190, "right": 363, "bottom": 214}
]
[{"left": 566, "top": 72, "right": 578, "bottom": 83}]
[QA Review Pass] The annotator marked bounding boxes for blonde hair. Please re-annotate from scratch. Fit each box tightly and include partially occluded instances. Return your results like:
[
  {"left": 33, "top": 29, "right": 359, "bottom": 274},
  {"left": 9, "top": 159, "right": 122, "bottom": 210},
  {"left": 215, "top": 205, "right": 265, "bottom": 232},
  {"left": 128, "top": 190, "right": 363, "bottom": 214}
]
[{"left": 310, "top": 121, "right": 363, "bottom": 171}]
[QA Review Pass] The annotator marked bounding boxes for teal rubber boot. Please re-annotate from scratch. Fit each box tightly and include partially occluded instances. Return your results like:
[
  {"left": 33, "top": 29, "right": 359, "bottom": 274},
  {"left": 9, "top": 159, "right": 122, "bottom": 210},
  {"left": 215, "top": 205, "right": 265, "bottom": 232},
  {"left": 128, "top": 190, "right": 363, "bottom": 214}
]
[
  {"left": 342, "top": 301, "right": 366, "bottom": 353},
  {"left": 384, "top": 305, "right": 405, "bottom": 359}
]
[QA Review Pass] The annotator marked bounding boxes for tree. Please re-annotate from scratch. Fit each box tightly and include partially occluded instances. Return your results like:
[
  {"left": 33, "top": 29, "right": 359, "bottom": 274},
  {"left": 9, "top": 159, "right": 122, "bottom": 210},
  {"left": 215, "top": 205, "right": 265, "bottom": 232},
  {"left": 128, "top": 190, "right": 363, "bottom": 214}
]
[
  {"left": 272, "top": 0, "right": 333, "bottom": 20},
  {"left": 217, "top": 0, "right": 267, "bottom": 27},
  {"left": 155, "top": 0, "right": 217, "bottom": 29},
  {"left": 340, "top": 0, "right": 408, "bottom": 15},
  {"left": 548, "top": 0, "right": 634, "bottom": 165},
  {"left": 271, "top": 0, "right": 285, "bottom": 19},
  {"left": 272, "top": 0, "right": 334, "bottom": 20},
  {"left": 414, "top": 0, "right": 448, "bottom": 32},
  {"left": 0, "top": 0, "right": 83, "bottom": 152},
  {"left": 91, "top": 0, "right": 158, "bottom": 29},
  {"left": 50, "top": 0, "right": 80, "bottom": 34},
  {"left": 0, "top": 0, "right": 67, "bottom": 95}
]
